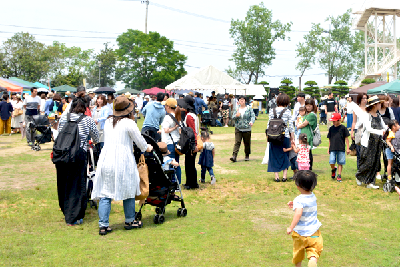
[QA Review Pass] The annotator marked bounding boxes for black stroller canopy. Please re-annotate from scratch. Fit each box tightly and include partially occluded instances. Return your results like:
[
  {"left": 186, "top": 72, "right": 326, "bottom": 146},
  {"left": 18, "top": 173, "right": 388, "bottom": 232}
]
[{"left": 32, "top": 115, "right": 50, "bottom": 126}]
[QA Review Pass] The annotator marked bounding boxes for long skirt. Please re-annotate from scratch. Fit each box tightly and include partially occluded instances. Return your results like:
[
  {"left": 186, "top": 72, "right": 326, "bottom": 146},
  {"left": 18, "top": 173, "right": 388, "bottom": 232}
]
[
  {"left": 56, "top": 159, "right": 87, "bottom": 224},
  {"left": 185, "top": 152, "right": 198, "bottom": 188},
  {"left": 356, "top": 134, "right": 381, "bottom": 184},
  {"left": 267, "top": 137, "right": 290, "bottom": 172}
]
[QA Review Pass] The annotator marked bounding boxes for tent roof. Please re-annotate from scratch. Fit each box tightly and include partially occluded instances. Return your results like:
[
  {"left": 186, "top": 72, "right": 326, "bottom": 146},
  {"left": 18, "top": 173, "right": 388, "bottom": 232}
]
[
  {"left": 0, "top": 78, "right": 31, "bottom": 89},
  {"left": 349, "top": 81, "right": 387, "bottom": 94},
  {"left": 33, "top": 82, "right": 49, "bottom": 89},
  {"left": 166, "top": 65, "right": 247, "bottom": 93},
  {"left": 245, "top": 84, "right": 268, "bottom": 96},
  {"left": 118, "top": 88, "right": 142, "bottom": 94},
  {"left": 142, "top": 87, "right": 167, "bottom": 95},
  {"left": 0, "top": 79, "right": 23, "bottom": 92},
  {"left": 52, "top": 85, "right": 77, "bottom": 93},
  {"left": 367, "top": 79, "right": 400, "bottom": 94},
  {"left": 9, "top": 77, "right": 38, "bottom": 88}
]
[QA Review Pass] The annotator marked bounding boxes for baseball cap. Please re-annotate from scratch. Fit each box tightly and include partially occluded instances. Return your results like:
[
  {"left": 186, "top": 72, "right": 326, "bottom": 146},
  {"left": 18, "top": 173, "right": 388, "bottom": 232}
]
[
  {"left": 329, "top": 113, "right": 341, "bottom": 121},
  {"left": 165, "top": 98, "right": 177, "bottom": 108}
]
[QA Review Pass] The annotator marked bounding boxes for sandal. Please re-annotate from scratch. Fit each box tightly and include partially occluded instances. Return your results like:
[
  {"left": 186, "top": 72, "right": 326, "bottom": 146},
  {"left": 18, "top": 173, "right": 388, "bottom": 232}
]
[
  {"left": 99, "top": 226, "right": 112, "bottom": 235},
  {"left": 274, "top": 178, "right": 280, "bottom": 182},
  {"left": 124, "top": 220, "right": 143, "bottom": 230},
  {"left": 282, "top": 178, "right": 287, "bottom": 182}
]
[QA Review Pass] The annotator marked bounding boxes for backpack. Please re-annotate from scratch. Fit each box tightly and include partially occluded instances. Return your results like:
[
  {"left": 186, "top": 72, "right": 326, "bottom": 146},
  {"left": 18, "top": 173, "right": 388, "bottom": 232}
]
[
  {"left": 167, "top": 113, "right": 196, "bottom": 155},
  {"left": 266, "top": 108, "right": 287, "bottom": 144},
  {"left": 52, "top": 113, "right": 86, "bottom": 164}
]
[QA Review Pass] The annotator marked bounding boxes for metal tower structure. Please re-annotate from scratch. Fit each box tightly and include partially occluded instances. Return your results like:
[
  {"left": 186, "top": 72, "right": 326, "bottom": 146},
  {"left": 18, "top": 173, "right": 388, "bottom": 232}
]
[{"left": 352, "top": 7, "right": 400, "bottom": 87}]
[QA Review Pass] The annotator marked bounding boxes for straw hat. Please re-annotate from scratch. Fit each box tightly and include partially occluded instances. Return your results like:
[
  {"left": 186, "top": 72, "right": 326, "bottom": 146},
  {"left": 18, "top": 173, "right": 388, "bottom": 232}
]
[
  {"left": 366, "top": 95, "right": 383, "bottom": 107},
  {"left": 113, "top": 96, "right": 135, "bottom": 117},
  {"left": 125, "top": 92, "right": 131, "bottom": 98},
  {"left": 165, "top": 98, "right": 177, "bottom": 108},
  {"left": 48, "top": 92, "right": 54, "bottom": 98}
]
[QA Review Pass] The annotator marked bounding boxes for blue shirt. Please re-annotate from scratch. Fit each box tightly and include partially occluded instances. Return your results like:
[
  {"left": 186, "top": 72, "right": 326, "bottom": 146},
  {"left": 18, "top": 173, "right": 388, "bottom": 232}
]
[
  {"left": 292, "top": 193, "right": 321, "bottom": 236},
  {"left": 0, "top": 101, "right": 13, "bottom": 121},
  {"left": 194, "top": 97, "right": 208, "bottom": 115},
  {"left": 142, "top": 101, "right": 166, "bottom": 129},
  {"left": 93, "top": 106, "right": 110, "bottom": 130}
]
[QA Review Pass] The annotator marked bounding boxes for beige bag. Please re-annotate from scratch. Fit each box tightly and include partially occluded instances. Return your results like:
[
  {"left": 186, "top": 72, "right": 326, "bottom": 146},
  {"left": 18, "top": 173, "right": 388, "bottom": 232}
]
[
  {"left": 197, "top": 135, "right": 203, "bottom": 151},
  {"left": 135, "top": 154, "right": 149, "bottom": 201}
]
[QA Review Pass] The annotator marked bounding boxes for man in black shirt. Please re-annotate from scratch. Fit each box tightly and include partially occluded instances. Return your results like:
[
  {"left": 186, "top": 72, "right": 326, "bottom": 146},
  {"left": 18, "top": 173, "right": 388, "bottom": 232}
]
[
  {"left": 327, "top": 113, "right": 350, "bottom": 182},
  {"left": 323, "top": 92, "right": 337, "bottom": 130}
]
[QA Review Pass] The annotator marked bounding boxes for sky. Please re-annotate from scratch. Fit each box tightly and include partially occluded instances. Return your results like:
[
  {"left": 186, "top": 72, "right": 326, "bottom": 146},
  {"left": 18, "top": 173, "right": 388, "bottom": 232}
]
[{"left": 1, "top": 0, "right": 400, "bottom": 90}]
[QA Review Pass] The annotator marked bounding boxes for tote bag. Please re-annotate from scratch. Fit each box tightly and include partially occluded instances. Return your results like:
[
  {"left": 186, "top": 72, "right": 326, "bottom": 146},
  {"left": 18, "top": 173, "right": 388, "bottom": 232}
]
[
  {"left": 135, "top": 154, "right": 149, "bottom": 201},
  {"left": 261, "top": 143, "right": 270, "bottom": 165}
]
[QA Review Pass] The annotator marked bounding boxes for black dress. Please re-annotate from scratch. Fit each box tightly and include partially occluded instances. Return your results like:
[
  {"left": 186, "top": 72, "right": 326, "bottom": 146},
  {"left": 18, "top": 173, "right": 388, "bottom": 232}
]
[{"left": 356, "top": 115, "right": 383, "bottom": 184}]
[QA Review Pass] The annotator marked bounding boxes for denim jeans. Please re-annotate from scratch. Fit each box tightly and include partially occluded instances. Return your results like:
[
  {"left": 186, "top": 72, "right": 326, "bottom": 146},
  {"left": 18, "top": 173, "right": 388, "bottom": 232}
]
[
  {"left": 98, "top": 197, "right": 136, "bottom": 227},
  {"left": 167, "top": 144, "right": 181, "bottom": 184},
  {"left": 201, "top": 166, "right": 214, "bottom": 180}
]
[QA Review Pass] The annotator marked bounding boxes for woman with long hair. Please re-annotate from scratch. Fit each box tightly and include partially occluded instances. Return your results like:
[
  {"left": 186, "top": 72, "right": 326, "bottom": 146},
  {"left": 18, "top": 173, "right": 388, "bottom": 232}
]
[
  {"left": 297, "top": 99, "right": 318, "bottom": 170},
  {"left": 378, "top": 95, "right": 394, "bottom": 125},
  {"left": 92, "top": 95, "right": 109, "bottom": 149},
  {"left": 161, "top": 98, "right": 182, "bottom": 184},
  {"left": 92, "top": 96, "right": 153, "bottom": 235},
  {"left": 355, "top": 96, "right": 387, "bottom": 189},
  {"left": 351, "top": 93, "right": 368, "bottom": 171},
  {"left": 56, "top": 91, "right": 99, "bottom": 225}
]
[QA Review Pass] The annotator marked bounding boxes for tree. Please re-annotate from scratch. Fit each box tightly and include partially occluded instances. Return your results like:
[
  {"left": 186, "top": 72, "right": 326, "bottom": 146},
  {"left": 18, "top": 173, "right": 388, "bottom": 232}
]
[
  {"left": 333, "top": 80, "right": 349, "bottom": 97},
  {"left": 228, "top": 3, "right": 291, "bottom": 84},
  {"left": 258, "top": 81, "right": 269, "bottom": 93},
  {"left": 115, "top": 30, "right": 187, "bottom": 90},
  {"left": 303, "top": 81, "right": 320, "bottom": 101},
  {"left": 0, "top": 32, "right": 49, "bottom": 82},
  {"left": 295, "top": 24, "right": 323, "bottom": 90},
  {"left": 279, "top": 77, "right": 296, "bottom": 103},
  {"left": 52, "top": 66, "right": 85, "bottom": 87},
  {"left": 85, "top": 43, "right": 117, "bottom": 88}
]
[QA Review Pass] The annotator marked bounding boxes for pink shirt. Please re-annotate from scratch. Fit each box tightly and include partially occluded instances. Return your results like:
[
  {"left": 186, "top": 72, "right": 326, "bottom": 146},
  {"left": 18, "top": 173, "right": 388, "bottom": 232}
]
[{"left": 297, "top": 144, "right": 310, "bottom": 163}]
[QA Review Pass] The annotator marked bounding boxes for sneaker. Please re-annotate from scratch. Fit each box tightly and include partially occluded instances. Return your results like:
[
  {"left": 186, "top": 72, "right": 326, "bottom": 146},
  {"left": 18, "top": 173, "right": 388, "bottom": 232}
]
[
  {"left": 308, "top": 259, "right": 318, "bottom": 267},
  {"left": 245, "top": 155, "right": 249, "bottom": 161},
  {"left": 211, "top": 175, "right": 216, "bottom": 185},
  {"left": 230, "top": 155, "right": 237, "bottom": 162},
  {"left": 331, "top": 167, "right": 337, "bottom": 179},
  {"left": 376, "top": 174, "right": 382, "bottom": 180},
  {"left": 199, "top": 179, "right": 205, "bottom": 184},
  {"left": 356, "top": 179, "right": 362, "bottom": 186},
  {"left": 366, "top": 183, "right": 379, "bottom": 189},
  {"left": 337, "top": 175, "right": 342, "bottom": 182}
]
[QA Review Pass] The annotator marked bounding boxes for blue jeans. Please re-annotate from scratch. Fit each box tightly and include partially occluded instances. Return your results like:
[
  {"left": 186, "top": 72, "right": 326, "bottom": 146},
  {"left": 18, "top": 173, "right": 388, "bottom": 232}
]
[
  {"left": 201, "top": 166, "right": 214, "bottom": 180},
  {"left": 167, "top": 144, "right": 181, "bottom": 184},
  {"left": 98, "top": 197, "right": 136, "bottom": 227},
  {"left": 329, "top": 151, "right": 346, "bottom": 165}
]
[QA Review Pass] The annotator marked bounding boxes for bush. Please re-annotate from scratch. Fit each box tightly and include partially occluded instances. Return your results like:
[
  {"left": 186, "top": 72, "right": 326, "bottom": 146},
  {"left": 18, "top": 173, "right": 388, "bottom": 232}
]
[{"left": 361, "top": 78, "right": 375, "bottom": 84}]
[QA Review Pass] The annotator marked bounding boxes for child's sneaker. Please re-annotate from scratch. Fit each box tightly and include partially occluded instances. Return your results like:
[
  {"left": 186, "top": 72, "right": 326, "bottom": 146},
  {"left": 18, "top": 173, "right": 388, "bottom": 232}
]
[
  {"left": 331, "top": 167, "right": 337, "bottom": 179},
  {"left": 199, "top": 178, "right": 205, "bottom": 184},
  {"left": 376, "top": 174, "right": 382, "bottom": 180},
  {"left": 336, "top": 174, "right": 342, "bottom": 182},
  {"left": 210, "top": 175, "right": 216, "bottom": 185}
]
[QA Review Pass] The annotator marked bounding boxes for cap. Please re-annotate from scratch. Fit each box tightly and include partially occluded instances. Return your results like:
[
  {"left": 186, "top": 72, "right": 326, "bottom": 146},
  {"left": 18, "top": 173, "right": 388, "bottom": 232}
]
[
  {"left": 165, "top": 98, "right": 177, "bottom": 108},
  {"left": 329, "top": 113, "right": 341, "bottom": 121}
]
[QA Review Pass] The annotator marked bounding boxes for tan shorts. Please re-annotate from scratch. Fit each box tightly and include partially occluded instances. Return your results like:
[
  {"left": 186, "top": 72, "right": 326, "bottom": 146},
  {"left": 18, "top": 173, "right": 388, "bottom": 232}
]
[
  {"left": 292, "top": 229, "right": 323, "bottom": 264},
  {"left": 222, "top": 109, "right": 229, "bottom": 119}
]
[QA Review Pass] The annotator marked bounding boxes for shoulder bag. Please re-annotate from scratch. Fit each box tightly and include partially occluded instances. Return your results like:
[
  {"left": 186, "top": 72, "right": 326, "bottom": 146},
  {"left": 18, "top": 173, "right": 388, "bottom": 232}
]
[
  {"left": 308, "top": 114, "right": 321, "bottom": 147},
  {"left": 135, "top": 154, "right": 149, "bottom": 201}
]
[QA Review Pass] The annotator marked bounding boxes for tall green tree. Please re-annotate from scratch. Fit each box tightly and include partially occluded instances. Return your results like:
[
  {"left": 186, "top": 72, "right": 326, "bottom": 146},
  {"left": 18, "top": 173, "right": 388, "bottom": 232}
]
[
  {"left": 85, "top": 43, "right": 117, "bottom": 88},
  {"left": 116, "top": 30, "right": 187, "bottom": 90},
  {"left": 227, "top": 2, "right": 292, "bottom": 84},
  {"left": 0, "top": 32, "right": 49, "bottom": 82}
]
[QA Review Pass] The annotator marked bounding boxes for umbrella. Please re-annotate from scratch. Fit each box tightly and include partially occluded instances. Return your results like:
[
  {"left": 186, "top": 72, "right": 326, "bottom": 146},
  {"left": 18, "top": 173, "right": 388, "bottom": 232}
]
[
  {"left": 142, "top": 87, "right": 166, "bottom": 96},
  {"left": 95, "top": 87, "right": 116, "bottom": 94},
  {"left": 367, "top": 80, "right": 400, "bottom": 95},
  {"left": 349, "top": 81, "right": 387, "bottom": 95},
  {"left": 37, "top": 88, "right": 49, "bottom": 93}
]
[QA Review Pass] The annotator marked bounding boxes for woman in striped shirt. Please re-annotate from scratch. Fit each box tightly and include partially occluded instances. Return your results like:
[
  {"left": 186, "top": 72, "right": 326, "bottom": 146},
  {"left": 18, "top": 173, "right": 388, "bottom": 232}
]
[{"left": 56, "top": 92, "right": 99, "bottom": 226}]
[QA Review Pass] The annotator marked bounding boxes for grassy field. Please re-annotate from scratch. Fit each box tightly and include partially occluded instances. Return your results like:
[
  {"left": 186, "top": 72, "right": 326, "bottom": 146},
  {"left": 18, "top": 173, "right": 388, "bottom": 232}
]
[{"left": 1, "top": 113, "right": 400, "bottom": 267}]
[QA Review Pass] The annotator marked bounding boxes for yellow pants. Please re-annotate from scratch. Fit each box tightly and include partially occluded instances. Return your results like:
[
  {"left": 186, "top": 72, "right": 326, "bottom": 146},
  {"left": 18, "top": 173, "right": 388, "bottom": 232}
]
[
  {"left": 292, "top": 229, "right": 323, "bottom": 264},
  {"left": 0, "top": 117, "right": 12, "bottom": 134}
]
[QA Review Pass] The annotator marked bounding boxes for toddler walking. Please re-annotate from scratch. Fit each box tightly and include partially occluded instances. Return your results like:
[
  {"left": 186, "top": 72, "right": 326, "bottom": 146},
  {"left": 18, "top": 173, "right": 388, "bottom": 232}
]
[
  {"left": 198, "top": 131, "right": 216, "bottom": 185},
  {"left": 287, "top": 170, "right": 323, "bottom": 267},
  {"left": 385, "top": 120, "right": 400, "bottom": 184},
  {"left": 293, "top": 133, "right": 310, "bottom": 170}
]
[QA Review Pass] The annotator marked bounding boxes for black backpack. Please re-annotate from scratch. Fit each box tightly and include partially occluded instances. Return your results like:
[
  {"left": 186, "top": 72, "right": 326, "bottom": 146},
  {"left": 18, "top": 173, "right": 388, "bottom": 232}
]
[
  {"left": 167, "top": 113, "right": 196, "bottom": 155},
  {"left": 266, "top": 108, "right": 287, "bottom": 144},
  {"left": 52, "top": 113, "right": 86, "bottom": 164}
]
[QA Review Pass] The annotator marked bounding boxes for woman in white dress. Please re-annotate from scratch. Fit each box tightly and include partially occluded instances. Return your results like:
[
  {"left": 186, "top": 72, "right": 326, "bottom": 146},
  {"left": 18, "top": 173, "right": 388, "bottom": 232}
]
[
  {"left": 11, "top": 95, "right": 24, "bottom": 133},
  {"left": 92, "top": 96, "right": 153, "bottom": 235}
]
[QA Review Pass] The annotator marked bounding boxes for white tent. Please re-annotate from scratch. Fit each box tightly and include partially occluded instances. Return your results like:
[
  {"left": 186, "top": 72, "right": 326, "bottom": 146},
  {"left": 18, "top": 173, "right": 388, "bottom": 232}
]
[
  {"left": 245, "top": 84, "right": 268, "bottom": 96},
  {"left": 166, "top": 65, "right": 247, "bottom": 94}
]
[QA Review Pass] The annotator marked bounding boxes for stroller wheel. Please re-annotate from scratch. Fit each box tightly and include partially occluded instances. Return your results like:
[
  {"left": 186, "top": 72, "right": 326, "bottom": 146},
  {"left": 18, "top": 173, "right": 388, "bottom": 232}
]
[
  {"left": 155, "top": 207, "right": 161, "bottom": 214},
  {"left": 180, "top": 208, "right": 188, "bottom": 217},
  {"left": 158, "top": 215, "right": 165, "bottom": 224},
  {"left": 383, "top": 182, "right": 393, "bottom": 193},
  {"left": 177, "top": 208, "right": 182, "bottom": 217},
  {"left": 153, "top": 214, "right": 160, "bottom": 224},
  {"left": 210, "top": 131, "right": 213, "bottom": 134}
]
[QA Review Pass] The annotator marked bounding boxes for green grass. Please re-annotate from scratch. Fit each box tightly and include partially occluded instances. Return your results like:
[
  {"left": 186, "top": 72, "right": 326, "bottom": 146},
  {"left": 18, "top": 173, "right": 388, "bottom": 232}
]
[{"left": 1, "top": 114, "right": 400, "bottom": 266}]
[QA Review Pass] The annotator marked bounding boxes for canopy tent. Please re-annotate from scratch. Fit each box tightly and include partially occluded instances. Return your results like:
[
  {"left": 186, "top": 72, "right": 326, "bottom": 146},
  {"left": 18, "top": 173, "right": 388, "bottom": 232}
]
[
  {"left": 142, "top": 87, "right": 167, "bottom": 95},
  {"left": 367, "top": 80, "right": 400, "bottom": 95},
  {"left": 165, "top": 65, "right": 247, "bottom": 94},
  {"left": 166, "top": 89, "right": 199, "bottom": 95},
  {"left": 0, "top": 86, "right": 7, "bottom": 92},
  {"left": 0, "top": 78, "right": 31, "bottom": 89},
  {"left": 245, "top": 84, "right": 268, "bottom": 96},
  {"left": 52, "top": 85, "right": 77, "bottom": 93},
  {"left": 118, "top": 88, "right": 142, "bottom": 94},
  {"left": 33, "top": 82, "right": 49, "bottom": 89},
  {"left": 0, "top": 79, "right": 23, "bottom": 92},
  {"left": 9, "top": 77, "right": 38, "bottom": 88},
  {"left": 349, "top": 81, "right": 387, "bottom": 95}
]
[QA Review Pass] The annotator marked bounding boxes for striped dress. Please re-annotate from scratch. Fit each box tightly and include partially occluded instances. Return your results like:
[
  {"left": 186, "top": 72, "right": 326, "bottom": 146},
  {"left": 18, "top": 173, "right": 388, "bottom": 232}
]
[
  {"left": 292, "top": 193, "right": 322, "bottom": 236},
  {"left": 58, "top": 113, "right": 99, "bottom": 151}
]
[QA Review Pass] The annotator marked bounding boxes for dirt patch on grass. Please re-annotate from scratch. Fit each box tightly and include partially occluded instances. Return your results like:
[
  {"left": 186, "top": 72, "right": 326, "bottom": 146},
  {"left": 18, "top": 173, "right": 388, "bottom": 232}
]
[{"left": 252, "top": 217, "right": 282, "bottom": 232}]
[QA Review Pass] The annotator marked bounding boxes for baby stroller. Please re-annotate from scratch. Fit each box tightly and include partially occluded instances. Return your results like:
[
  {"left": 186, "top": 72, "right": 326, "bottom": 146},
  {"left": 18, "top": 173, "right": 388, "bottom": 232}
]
[
  {"left": 381, "top": 139, "right": 400, "bottom": 192},
  {"left": 86, "top": 140, "right": 98, "bottom": 209},
  {"left": 200, "top": 110, "right": 213, "bottom": 134},
  {"left": 133, "top": 134, "right": 187, "bottom": 224},
  {"left": 27, "top": 115, "right": 54, "bottom": 151}
]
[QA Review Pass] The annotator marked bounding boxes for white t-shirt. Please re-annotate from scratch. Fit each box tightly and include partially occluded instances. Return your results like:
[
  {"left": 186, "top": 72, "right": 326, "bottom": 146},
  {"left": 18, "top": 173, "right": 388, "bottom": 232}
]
[
  {"left": 161, "top": 114, "right": 180, "bottom": 145},
  {"left": 346, "top": 101, "right": 356, "bottom": 114},
  {"left": 238, "top": 107, "right": 247, "bottom": 117},
  {"left": 23, "top": 95, "right": 41, "bottom": 115}
]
